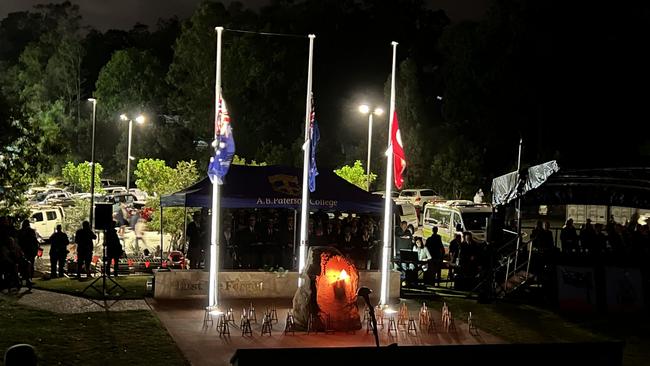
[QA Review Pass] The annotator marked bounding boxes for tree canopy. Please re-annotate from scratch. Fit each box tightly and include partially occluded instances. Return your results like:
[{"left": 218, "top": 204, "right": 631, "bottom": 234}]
[{"left": 1, "top": 0, "right": 649, "bottom": 206}]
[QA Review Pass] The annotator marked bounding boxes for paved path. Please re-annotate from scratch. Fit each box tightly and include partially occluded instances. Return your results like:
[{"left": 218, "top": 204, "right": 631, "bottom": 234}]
[
  {"left": 150, "top": 298, "right": 504, "bottom": 366},
  {"left": 0, "top": 288, "right": 150, "bottom": 313}
]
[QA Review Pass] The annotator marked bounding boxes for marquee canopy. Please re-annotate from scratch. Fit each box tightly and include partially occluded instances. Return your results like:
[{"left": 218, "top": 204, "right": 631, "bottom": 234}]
[
  {"left": 505, "top": 167, "right": 650, "bottom": 209},
  {"left": 161, "top": 164, "right": 385, "bottom": 213}
]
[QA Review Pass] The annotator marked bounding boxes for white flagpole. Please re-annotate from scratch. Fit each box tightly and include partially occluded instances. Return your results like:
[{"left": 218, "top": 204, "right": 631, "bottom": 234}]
[
  {"left": 298, "top": 34, "right": 315, "bottom": 286},
  {"left": 209, "top": 26, "right": 224, "bottom": 308},
  {"left": 380, "top": 41, "right": 398, "bottom": 306}
]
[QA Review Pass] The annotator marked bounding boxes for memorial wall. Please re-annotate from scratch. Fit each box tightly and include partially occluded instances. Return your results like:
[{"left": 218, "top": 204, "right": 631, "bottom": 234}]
[{"left": 154, "top": 270, "right": 400, "bottom": 300}]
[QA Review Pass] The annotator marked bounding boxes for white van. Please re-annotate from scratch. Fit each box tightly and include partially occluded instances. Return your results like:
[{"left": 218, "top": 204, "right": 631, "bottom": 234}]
[
  {"left": 421, "top": 201, "right": 492, "bottom": 246},
  {"left": 30, "top": 206, "right": 65, "bottom": 240}
]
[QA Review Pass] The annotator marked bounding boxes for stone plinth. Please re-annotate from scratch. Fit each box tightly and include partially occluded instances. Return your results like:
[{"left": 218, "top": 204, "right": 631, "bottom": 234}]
[{"left": 154, "top": 268, "right": 400, "bottom": 301}]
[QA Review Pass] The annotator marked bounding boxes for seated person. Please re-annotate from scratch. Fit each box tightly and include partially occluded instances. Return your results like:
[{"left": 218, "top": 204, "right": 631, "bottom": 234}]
[{"left": 410, "top": 237, "right": 432, "bottom": 271}]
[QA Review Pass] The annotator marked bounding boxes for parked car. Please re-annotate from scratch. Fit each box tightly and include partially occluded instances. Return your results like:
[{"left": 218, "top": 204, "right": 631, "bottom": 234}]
[
  {"left": 25, "top": 186, "right": 49, "bottom": 200},
  {"left": 36, "top": 191, "right": 75, "bottom": 207},
  {"left": 372, "top": 191, "right": 400, "bottom": 200},
  {"left": 30, "top": 206, "right": 65, "bottom": 240},
  {"left": 72, "top": 192, "right": 104, "bottom": 201},
  {"left": 31, "top": 188, "right": 64, "bottom": 202},
  {"left": 103, "top": 186, "right": 128, "bottom": 195},
  {"left": 396, "top": 189, "right": 442, "bottom": 208},
  {"left": 128, "top": 188, "right": 149, "bottom": 202},
  {"left": 104, "top": 193, "right": 144, "bottom": 209},
  {"left": 101, "top": 179, "right": 117, "bottom": 187}
]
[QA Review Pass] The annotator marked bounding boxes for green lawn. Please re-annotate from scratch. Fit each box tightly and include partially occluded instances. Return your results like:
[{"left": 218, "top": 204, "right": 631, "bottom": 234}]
[
  {"left": 0, "top": 298, "right": 188, "bottom": 366},
  {"left": 432, "top": 295, "right": 606, "bottom": 343},
  {"left": 426, "top": 293, "right": 649, "bottom": 366},
  {"left": 33, "top": 275, "right": 151, "bottom": 300}
]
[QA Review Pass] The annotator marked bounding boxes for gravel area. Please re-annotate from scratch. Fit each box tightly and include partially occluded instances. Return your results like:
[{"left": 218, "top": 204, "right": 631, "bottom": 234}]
[{"left": 0, "top": 288, "right": 151, "bottom": 313}]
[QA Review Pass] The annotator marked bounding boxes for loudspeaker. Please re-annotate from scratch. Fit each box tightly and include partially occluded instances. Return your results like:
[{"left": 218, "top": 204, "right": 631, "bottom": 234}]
[{"left": 94, "top": 203, "right": 113, "bottom": 230}]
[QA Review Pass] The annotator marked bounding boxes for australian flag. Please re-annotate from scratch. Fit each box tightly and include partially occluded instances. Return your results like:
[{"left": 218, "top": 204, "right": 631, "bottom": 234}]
[
  {"left": 308, "top": 97, "right": 319, "bottom": 193},
  {"left": 207, "top": 96, "right": 235, "bottom": 184}
]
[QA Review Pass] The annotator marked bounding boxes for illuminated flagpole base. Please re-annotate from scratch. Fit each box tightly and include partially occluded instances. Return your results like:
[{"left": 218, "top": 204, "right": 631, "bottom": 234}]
[
  {"left": 209, "top": 182, "right": 219, "bottom": 307},
  {"left": 298, "top": 241, "right": 306, "bottom": 286}
]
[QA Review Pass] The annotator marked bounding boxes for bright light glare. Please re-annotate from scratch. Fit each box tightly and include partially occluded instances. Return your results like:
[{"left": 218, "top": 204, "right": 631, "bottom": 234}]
[
  {"left": 120, "top": 114, "right": 128, "bottom": 121},
  {"left": 87, "top": 98, "right": 96, "bottom": 103},
  {"left": 374, "top": 107, "right": 384, "bottom": 116},
  {"left": 135, "top": 115, "right": 145, "bottom": 124},
  {"left": 358, "top": 104, "right": 370, "bottom": 114}
]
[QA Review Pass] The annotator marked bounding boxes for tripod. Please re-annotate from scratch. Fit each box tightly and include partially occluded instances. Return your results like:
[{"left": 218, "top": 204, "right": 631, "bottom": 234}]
[
  {"left": 82, "top": 232, "right": 126, "bottom": 310},
  {"left": 358, "top": 286, "right": 380, "bottom": 347}
]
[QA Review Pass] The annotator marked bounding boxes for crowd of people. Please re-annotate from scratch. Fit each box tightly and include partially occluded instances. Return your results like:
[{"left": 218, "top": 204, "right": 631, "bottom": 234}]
[
  {"left": 393, "top": 220, "right": 486, "bottom": 289},
  {"left": 527, "top": 214, "right": 650, "bottom": 264},
  {"left": 0, "top": 215, "right": 129, "bottom": 292},
  {"left": 557, "top": 216, "right": 650, "bottom": 260},
  {"left": 184, "top": 209, "right": 384, "bottom": 271},
  {"left": 0, "top": 218, "right": 39, "bottom": 291}
]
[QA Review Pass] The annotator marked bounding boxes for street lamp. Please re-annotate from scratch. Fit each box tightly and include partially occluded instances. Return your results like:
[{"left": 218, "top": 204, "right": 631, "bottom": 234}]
[
  {"left": 88, "top": 98, "right": 97, "bottom": 227},
  {"left": 358, "top": 104, "right": 384, "bottom": 191},
  {"left": 119, "top": 113, "right": 145, "bottom": 190}
]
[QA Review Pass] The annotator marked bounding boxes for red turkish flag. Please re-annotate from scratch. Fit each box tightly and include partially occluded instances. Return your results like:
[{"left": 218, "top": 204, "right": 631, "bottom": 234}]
[{"left": 391, "top": 111, "right": 406, "bottom": 189}]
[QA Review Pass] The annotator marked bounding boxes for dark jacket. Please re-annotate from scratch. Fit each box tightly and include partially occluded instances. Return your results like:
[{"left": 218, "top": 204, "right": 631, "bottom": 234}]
[
  {"left": 50, "top": 231, "right": 69, "bottom": 258},
  {"left": 105, "top": 228, "right": 122, "bottom": 259},
  {"left": 17, "top": 227, "right": 39, "bottom": 259},
  {"left": 75, "top": 228, "right": 97, "bottom": 257},
  {"left": 425, "top": 234, "right": 445, "bottom": 260}
]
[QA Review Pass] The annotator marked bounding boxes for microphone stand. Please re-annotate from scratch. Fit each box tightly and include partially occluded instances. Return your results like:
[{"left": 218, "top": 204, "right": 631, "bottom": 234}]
[{"left": 358, "top": 286, "right": 380, "bottom": 347}]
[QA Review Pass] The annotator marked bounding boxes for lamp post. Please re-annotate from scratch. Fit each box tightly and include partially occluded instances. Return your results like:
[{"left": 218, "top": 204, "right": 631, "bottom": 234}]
[
  {"left": 88, "top": 98, "right": 97, "bottom": 226},
  {"left": 119, "top": 114, "right": 145, "bottom": 190},
  {"left": 358, "top": 104, "right": 384, "bottom": 191}
]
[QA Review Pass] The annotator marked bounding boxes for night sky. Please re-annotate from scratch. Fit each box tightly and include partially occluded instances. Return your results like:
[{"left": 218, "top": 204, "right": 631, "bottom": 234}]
[{"left": 0, "top": 0, "right": 489, "bottom": 30}]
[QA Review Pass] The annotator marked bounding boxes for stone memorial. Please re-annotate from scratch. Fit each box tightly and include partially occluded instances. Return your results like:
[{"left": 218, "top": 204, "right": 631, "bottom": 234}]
[{"left": 292, "top": 246, "right": 361, "bottom": 332}]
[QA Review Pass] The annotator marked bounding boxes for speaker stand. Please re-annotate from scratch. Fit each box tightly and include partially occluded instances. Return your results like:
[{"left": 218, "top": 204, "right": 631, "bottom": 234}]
[{"left": 82, "top": 241, "right": 126, "bottom": 310}]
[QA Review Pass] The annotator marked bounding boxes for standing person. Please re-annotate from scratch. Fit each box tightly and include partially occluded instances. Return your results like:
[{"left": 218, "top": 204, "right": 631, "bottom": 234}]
[
  {"left": 473, "top": 189, "right": 484, "bottom": 204},
  {"left": 236, "top": 215, "right": 259, "bottom": 269},
  {"left": 261, "top": 219, "right": 279, "bottom": 267},
  {"left": 560, "top": 219, "right": 578, "bottom": 254},
  {"left": 105, "top": 222, "right": 122, "bottom": 277},
  {"left": 458, "top": 232, "right": 480, "bottom": 290},
  {"left": 134, "top": 218, "right": 146, "bottom": 253},
  {"left": 49, "top": 225, "right": 69, "bottom": 278},
  {"left": 579, "top": 219, "right": 596, "bottom": 254},
  {"left": 75, "top": 221, "right": 96, "bottom": 279},
  {"left": 448, "top": 233, "right": 462, "bottom": 278},
  {"left": 279, "top": 216, "right": 296, "bottom": 270},
  {"left": 358, "top": 228, "right": 372, "bottom": 270},
  {"left": 542, "top": 221, "right": 555, "bottom": 253},
  {"left": 222, "top": 222, "right": 235, "bottom": 269},
  {"left": 425, "top": 226, "right": 445, "bottom": 285},
  {"left": 186, "top": 213, "right": 202, "bottom": 269},
  {"left": 17, "top": 220, "right": 39, "bottom": 288}
]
